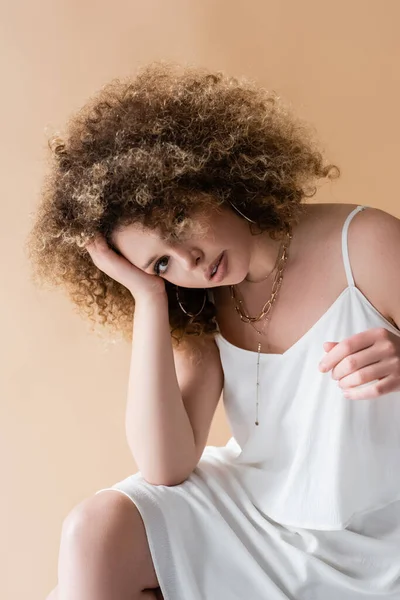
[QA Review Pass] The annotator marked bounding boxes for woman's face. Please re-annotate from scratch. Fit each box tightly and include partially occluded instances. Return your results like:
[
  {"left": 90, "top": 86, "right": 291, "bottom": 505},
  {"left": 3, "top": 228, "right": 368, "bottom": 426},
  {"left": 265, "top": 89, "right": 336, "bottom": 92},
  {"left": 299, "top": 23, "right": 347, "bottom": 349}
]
[{"left": 110, "top": 204, "right": 254, "bottom": 289}]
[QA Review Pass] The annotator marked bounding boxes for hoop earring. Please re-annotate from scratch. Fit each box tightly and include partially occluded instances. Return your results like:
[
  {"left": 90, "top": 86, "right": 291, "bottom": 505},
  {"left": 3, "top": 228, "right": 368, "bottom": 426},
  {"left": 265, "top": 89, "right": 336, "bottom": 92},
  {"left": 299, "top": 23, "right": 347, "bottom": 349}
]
[
  {"left": 226, "top": 199, "right": 257, "bottom": 224},
  {"left": 176, "top": 285, "right": 207, "bottom": 318}
]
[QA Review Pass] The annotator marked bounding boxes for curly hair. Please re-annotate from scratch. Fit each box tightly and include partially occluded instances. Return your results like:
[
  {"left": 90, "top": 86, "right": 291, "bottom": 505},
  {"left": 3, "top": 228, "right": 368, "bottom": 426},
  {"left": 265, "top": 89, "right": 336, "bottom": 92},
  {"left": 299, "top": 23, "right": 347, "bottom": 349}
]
[{"left": 25, "top": 60, "right": 340, "bottom": 349}]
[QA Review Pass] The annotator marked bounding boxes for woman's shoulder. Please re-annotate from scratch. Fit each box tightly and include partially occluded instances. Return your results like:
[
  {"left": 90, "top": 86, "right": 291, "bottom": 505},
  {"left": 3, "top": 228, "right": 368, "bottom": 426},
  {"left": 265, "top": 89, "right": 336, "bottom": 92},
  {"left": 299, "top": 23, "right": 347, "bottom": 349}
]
[
  {"left": 309, "top": 201, "right": 400, "bottom": 329},
  {"left": 281, "top": 201, "right": 362, "bottom": 254},
  {"left": 295, "top": 201, "right": 366, "bottom": 245},
  {"left": 300, "top": 201, "right": 360, "bottom": 221},
  {"left": 310, "top": 201, "right": 398, "bottom": 250}
]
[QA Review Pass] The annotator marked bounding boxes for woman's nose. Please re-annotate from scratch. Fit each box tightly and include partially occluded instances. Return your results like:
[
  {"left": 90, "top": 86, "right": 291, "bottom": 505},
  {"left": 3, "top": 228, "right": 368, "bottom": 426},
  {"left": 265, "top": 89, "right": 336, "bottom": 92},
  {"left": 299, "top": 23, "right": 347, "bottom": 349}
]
[{"left": 176, "top": 249, "right": 201, "bottom": 271}]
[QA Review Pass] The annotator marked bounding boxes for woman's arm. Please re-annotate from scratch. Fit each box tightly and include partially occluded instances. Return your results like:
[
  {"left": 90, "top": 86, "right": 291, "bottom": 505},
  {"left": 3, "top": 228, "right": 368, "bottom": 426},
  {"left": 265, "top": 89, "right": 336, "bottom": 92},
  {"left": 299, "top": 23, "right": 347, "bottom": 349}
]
[
  {"left": 126, "top": 294, "right": 223, "bottom": 486},
  {"left": 125, "top": 294, "right": 197, "bottom": 486}
]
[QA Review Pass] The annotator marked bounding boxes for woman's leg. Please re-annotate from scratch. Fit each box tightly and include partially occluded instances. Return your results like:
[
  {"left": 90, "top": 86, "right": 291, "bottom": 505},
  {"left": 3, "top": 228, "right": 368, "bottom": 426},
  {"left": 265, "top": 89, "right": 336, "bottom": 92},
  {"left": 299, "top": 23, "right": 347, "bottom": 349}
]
[
  {"left": 49, "top": 490, "right": 163, "bottom": 600},
  {"left": 46, "top": 586, "right": 162, "bottom": 600},
  {"left": 46, "top": 587, "right": 162, "bottom": 600}
]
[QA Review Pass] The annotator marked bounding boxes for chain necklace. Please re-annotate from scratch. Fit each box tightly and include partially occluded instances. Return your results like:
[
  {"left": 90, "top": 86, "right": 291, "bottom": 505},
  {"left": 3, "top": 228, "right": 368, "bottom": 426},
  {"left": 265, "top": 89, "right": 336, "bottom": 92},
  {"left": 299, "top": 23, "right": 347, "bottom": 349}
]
[
  {"left": 229, "top": 228, "right": 293, "bottom": 425},
  {"left": 244, "top": 237, "right": 284, "bottom": 283}
]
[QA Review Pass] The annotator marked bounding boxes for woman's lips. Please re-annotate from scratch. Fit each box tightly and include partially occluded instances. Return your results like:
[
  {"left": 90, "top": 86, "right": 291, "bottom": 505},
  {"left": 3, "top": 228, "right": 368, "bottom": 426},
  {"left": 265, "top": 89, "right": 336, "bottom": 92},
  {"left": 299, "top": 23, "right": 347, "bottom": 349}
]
[
  {"left": 209, "top": 251, "right": 227, "bottom": 283},
  {"left": 207, "top": 252, "right": 223, "bottom": 280}
]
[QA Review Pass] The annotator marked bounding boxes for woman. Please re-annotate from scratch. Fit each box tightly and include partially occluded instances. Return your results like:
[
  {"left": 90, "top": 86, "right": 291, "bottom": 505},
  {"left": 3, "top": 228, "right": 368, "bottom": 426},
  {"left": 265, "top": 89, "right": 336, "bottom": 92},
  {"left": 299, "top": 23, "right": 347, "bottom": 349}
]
[{"left": 27, "top": 61, "right": 400, "bottom": 599}]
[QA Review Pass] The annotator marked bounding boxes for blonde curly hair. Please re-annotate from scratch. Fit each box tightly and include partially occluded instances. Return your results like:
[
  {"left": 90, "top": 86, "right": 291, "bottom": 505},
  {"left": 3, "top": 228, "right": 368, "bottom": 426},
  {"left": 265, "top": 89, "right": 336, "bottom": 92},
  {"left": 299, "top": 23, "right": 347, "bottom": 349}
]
[{"left": 25, "top": 60, "right": 340, "bottom": 349}]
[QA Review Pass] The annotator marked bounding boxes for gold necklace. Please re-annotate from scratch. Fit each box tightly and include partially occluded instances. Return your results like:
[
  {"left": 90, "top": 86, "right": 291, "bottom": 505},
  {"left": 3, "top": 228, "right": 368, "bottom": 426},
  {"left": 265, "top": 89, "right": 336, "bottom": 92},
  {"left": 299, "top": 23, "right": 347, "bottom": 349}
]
[
  {"left": 230, "top": 244, "right": 289, "bottom": 357},
  {"left": 229, "top": 228, "right": 292, "bottom": 425},
  {"left": 244, "top": 238, "right": 284, "bottom": 283}
]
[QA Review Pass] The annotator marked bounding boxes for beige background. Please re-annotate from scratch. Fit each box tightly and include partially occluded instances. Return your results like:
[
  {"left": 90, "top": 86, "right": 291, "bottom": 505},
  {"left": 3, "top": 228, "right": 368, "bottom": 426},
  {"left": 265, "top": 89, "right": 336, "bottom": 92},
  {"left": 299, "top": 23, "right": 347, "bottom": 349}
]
[{"left": 1, "top": 1, "right": 399, "bottom": 598}]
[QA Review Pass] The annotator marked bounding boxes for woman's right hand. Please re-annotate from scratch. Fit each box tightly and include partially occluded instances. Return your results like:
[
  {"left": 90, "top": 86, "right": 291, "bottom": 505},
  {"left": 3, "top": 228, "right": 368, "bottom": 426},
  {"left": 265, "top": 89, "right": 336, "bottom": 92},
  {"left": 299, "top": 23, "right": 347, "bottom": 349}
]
[{"left": 84, "top": 235, "right": 167, "bottom": 300}]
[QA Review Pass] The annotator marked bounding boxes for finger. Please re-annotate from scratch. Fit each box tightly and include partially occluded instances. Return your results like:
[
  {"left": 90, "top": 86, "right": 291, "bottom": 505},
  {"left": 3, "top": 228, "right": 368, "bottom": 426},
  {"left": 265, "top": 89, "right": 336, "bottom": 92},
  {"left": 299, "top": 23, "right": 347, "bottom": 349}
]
[
  {"left": 331, "top": 344, "right": 381, "bottom": 380},
  {"left": 84, "top": 240, "right": 99, "bottom": 253},
  {"left": 323, "top": 341, "right": 338, "bottom": 351},
  {"left": 342, "top": 375, "right": 398, "bottom": 400},
  {"left": 336, "top": 357, "right": 391, "bottom": 391},
  {"left": 85, "top": 235, "right": 105, "bottom": 250},
  {"left": 319, "top": 329, "right": 379, "bottom": 372}
]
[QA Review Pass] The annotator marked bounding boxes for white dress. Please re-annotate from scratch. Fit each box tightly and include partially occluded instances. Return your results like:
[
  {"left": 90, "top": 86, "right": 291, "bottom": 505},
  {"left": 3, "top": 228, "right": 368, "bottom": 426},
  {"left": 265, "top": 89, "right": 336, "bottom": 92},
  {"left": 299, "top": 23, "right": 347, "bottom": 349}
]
[{"left": 96, "top": 205, "right": 400, "bottom": 599}]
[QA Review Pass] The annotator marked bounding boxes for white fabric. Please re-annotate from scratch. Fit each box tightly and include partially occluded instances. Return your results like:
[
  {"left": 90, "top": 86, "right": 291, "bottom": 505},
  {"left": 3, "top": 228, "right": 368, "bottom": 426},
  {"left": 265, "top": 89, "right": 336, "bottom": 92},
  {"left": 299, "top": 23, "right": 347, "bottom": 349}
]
[{"left": 96, "top": 205, "right": 400, "bottom": 598}]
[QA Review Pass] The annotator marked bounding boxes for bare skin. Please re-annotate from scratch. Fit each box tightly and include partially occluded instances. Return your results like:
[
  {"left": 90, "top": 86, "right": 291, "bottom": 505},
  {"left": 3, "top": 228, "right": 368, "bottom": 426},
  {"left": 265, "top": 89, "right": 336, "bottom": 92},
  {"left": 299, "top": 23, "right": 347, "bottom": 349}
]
[
  {"left": 48, "top": 200, "right": 392, "bottom": 599},
  {"left": 109, "top": 201, "right": 391, "bottom": 356},
  {"left": 46, "top": 492, "right": 163, "bottom": 600}
]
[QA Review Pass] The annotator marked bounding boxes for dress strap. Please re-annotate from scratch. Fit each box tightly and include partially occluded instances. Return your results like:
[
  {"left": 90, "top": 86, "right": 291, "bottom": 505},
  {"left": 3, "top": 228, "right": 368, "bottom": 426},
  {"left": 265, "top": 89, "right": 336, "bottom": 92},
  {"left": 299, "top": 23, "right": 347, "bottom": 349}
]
[{"left": 341, "top": 205, "right": 369, "bottom": 287}]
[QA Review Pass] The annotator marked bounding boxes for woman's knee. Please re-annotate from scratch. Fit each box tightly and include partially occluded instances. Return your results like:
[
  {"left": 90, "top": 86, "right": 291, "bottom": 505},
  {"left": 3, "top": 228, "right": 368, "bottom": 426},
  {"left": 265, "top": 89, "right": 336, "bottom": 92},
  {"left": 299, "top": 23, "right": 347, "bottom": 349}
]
[
  {"left": 59, "top": 490, "right": 159, "bottom": 591},
  {"left": 61, "top": 491, "right": 134, "bottom": 540}
]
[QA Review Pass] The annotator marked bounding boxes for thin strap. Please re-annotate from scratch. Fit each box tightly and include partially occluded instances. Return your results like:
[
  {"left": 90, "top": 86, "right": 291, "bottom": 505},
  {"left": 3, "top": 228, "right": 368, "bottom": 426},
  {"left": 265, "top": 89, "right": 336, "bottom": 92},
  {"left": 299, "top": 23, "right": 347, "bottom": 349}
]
[{"left": 342, "top": 205, "right": 369, "bottom": 287}]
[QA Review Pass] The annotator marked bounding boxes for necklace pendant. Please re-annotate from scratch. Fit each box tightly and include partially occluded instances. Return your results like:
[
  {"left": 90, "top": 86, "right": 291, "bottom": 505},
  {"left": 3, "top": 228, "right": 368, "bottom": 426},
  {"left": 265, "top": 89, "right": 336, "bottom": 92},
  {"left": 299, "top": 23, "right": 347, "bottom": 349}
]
[{"left": 229, "top": 227, "right": 293, "bottom": 430}]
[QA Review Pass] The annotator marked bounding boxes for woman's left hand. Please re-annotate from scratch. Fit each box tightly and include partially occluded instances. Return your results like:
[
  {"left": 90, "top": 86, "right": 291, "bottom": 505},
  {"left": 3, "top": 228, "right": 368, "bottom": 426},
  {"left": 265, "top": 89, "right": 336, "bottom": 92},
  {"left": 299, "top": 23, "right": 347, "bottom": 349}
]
[{"left": 319, "top": 327, "right": 400, "bottom": 399}]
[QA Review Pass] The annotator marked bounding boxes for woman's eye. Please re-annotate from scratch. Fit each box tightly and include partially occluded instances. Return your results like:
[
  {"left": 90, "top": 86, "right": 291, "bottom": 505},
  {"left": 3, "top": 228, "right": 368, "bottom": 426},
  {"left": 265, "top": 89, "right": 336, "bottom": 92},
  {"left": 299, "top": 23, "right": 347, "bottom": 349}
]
[{"left": 154, "top": 256, "right": 169, "bottom": 276}]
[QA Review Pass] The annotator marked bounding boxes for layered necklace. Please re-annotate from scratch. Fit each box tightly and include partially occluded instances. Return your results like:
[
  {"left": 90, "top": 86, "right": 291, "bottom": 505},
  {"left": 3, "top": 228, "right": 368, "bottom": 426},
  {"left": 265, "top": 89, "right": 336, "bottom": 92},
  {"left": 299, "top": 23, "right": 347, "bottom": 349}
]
[{"left": 229, "top": 228, "right": 293, "bottom": 425}]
